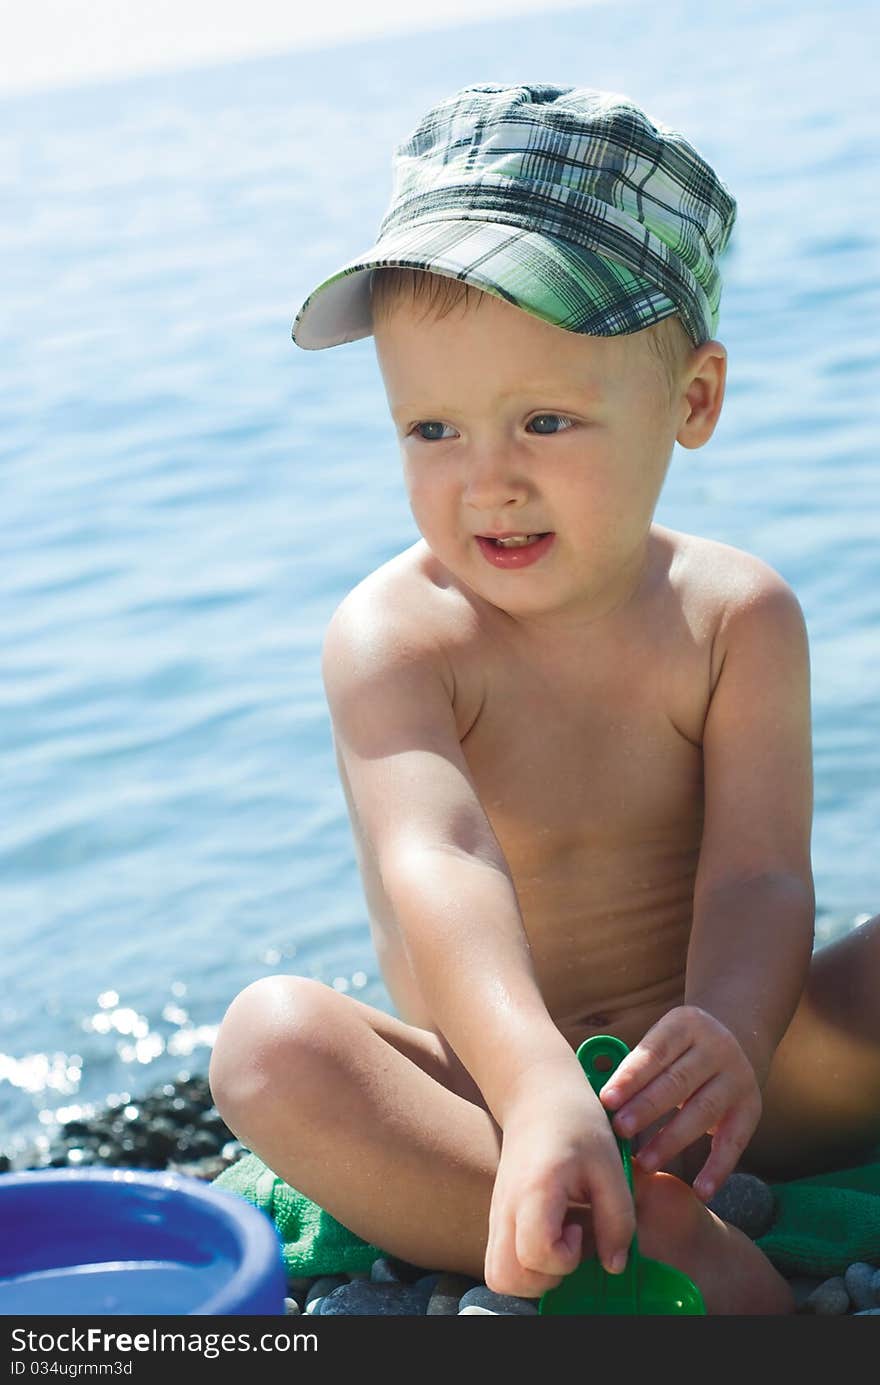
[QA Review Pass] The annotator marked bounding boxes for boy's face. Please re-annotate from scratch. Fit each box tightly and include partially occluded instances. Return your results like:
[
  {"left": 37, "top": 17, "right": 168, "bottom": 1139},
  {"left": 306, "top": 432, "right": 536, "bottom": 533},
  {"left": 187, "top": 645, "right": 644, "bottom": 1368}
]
[{"left": 373, "top": 289, "right": 692, "bottom": 628}]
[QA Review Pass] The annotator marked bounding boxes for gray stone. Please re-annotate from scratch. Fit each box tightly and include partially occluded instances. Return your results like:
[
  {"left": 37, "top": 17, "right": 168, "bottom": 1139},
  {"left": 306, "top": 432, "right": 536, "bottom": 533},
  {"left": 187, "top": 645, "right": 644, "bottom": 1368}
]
[
  {"left": 706, "top": 1172, "right": 775, "bottom": 1239},
  {"left": 361, "top": 1254, "right": 427, "bottom": 1284},
  {"left": 283, "top": 1297, "right": 301, "bottom": 1315},
  {"left": 415, "top": 1272, "right": 441, "bottom": 1296},
  {"left": 853, "top": 1309, "right": 880, "bottom": 1315},
  {"left": 370, "top": 1256, "right": 409, "bottom": 1284},
  {"left": 304, "top": 1274, "right": 348, "bottom": 1311},
  {"left": 424, "top": 1268, "right": 473, "bottom": 1312},
  {"left": 427, "top": 1271, "right": 478, "bottom": 1315},
  {"left": 459, "top": 1285, "right": 539, "bottom": 1315},
  {"left": 788, "top": 1275, "right": 825, "bottom": 1312},
  {"left": 317, "top": 1281, "right": 429, "bottom": 1315},
  {"left": 871, "top": 1268, "right": 880, "bottom": 1306},
  {"left": 387, "top": 1256, "right": 432, "bottom": 1283},
  {"left": 804, "top": 1276, "right": 850, "bottom": 1316},
  {"left": 844, "top": 1262, "right": 876, "bottom": 1312},
  {"left": 285, "top": 1275, "right": 314, "bottom": 1311},
  {"left": 221, "top": 1139, "right": 248, "bottom": 1163}
]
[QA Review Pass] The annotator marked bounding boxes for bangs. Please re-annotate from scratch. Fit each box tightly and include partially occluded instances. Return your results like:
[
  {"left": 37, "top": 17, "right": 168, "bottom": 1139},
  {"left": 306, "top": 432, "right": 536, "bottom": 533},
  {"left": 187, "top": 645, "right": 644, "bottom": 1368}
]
[{"left": 370, "top": 267, "right": 484, "bottom": 324}]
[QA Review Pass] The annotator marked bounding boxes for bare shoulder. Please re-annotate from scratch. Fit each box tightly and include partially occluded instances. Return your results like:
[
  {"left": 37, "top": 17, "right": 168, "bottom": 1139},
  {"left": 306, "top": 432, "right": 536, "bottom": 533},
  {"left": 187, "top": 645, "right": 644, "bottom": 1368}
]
[
  {"left": 321, "top": 543, "right": 505, "bottom": 870},
  {"left": 321, "top": 540, "right": 483, "bottom": 713},
  {"left": 661, "top": 527, "right": 807, "bottom": 641}
]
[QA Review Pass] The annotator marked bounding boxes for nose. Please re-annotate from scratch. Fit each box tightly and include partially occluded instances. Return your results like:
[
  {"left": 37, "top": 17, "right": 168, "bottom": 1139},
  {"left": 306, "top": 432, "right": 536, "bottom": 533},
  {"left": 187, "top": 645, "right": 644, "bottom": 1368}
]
[{"left": 462, "top": 442, "right": 531, "bottom": 513}]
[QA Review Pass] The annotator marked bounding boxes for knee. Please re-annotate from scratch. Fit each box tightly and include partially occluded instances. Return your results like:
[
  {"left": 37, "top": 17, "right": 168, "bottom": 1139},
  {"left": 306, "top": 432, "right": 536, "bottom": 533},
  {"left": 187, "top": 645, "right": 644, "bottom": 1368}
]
[{"left": 208, "top": 975, "right": 339, "bottom": 1128}]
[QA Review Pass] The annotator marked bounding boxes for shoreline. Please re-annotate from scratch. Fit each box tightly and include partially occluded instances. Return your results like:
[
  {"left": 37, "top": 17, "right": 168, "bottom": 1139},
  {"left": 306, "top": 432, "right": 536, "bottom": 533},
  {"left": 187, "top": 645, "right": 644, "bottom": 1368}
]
[{"left": 0, "top": 1068, "right": 244, "bottom": 1183}]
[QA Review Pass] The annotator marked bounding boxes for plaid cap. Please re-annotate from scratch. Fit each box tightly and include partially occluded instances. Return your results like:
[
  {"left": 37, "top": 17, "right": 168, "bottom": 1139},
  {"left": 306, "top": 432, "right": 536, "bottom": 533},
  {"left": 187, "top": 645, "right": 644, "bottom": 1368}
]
[{"left": 291, "top": 83, "right": 737, "bottom": 351}]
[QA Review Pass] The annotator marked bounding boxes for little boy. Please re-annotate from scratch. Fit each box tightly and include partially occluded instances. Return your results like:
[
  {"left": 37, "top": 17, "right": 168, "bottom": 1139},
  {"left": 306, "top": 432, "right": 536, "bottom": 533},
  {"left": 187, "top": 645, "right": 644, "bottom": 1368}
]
[{"left": 209, "top": 84, "right": 880, "bottom": 1313}]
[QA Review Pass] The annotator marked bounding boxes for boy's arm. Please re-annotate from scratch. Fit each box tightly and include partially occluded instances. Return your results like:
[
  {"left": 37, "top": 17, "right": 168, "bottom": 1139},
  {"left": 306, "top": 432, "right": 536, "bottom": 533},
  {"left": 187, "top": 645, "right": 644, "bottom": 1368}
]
[
  {"left": 322, "top": 588, "right": 636, "bottom": 1287},
  {"left": 600, "top": 567, "right": 815, "bottom": 1192},
  {"left": 321, "top": 588, "right": 578, "bottom": 1117},
  {"left": 687, "top": 568, "right": 814, "bottom": 1078}
]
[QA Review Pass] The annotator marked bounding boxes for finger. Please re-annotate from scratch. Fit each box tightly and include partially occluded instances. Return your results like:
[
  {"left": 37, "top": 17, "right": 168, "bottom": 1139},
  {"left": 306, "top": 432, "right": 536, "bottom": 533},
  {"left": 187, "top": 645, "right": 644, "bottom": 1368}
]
[
  {"left": 599, "top": 1018, "right": 694, "bottom": 1111},
  {"left": 485, "top": 1259, "right": 568, "bottom": 1298},
  {"left": 485, "top": 1246, "right": 574, "bottom": 1299},
  {"left": 485, "top": 1208, "right": 563, "bottom": 1298},
  {"left": 484, "top": 1257, "right": 565, "bottom": 1298},
  {"left": 692, "top": 1104, "right": 762, "bottom": 1202},
  {"left": 633, "top": 1075, "right": 735, "bottom": 1171},
  {"left": 484, "top": 1188, "right": 526, "bottom": 1294},
  {"left": 560, "top": 1219, "right": 583, "bottom": 1263},
  {"left": 515, "top": 1185, "right": 581, "bottom": 1277},
  {"left": 609, "top": 1046, "right": 712, "bottom": 1139},
  {"left": 590, "top": 1160, "right": 636, "bottom": 1275}
]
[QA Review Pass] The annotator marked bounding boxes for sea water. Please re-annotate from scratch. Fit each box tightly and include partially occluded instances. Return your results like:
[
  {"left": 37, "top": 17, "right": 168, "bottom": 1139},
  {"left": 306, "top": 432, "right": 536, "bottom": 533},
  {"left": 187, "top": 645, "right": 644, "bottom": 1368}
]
[{"left": 2, "top": 0, "right": 878, "bottom": 1154}]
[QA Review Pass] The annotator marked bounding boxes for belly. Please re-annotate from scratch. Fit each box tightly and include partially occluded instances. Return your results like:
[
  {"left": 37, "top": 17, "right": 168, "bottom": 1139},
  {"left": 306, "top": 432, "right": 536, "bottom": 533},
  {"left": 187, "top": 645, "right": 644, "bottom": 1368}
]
[
  {"left": 517, "top": 847, "right": 696, "bottom": 1046},
  {"left": 374, "top": 842, "right": 697, "bottom": 1051}
]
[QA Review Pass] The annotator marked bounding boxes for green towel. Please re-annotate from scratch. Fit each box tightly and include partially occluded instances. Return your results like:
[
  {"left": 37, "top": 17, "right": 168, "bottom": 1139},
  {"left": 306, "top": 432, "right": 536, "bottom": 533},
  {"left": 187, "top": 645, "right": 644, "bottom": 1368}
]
[
  {"left": 214, "top": 1150, "right": 880, "bottom": 1281},
  {"left": 755, "top": 1156, "right": 880, "bottom": 1276},
  {"left": 213, "top": 1153, "right": 387, "bottom": 1278}
]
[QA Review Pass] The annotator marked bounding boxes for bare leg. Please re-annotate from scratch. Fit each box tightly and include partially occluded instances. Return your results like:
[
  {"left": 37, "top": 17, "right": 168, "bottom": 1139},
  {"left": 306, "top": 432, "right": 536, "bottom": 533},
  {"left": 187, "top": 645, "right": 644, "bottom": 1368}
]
[
  {"left": 209, "top": 975, "right": 795, "bottom": 1310},
  {"left": 208, "top": 974, "right": 503, "bottom": 1282},
  {"left": 744, "top": 914, "right": 880, "bottom": 1179}
]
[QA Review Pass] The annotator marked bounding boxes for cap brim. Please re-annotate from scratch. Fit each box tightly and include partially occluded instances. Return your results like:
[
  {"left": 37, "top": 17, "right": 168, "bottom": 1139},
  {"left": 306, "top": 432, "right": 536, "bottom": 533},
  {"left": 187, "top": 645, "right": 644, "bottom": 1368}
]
[{"left": 291, "top": 216, "right": 690, "bottom": 350}]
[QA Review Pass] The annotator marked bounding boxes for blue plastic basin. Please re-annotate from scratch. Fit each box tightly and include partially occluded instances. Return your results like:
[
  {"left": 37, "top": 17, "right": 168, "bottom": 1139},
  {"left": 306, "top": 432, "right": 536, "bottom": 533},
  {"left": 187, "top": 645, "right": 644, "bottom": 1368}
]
[{"left": 0, "top": 1168, "right": 286, "bottom": 1315}]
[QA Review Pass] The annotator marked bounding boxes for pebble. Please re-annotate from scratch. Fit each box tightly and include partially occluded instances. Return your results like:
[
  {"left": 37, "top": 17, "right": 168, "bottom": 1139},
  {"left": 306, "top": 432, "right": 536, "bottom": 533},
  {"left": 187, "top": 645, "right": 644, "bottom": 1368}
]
[
  {"left": 788, "top": 1275, "right": 825, "bottom": 1311},
  {"left": 427, "top": 1272, "right": 480, "bottom": 1315},
  {"left": 803, "top": 1277, "right": 850, "bottom": 1316},
  {"left": 304, "top": 1274, "right": 347, "bottom": 1312},
  {"left": 285, "top": 1275, "right": 314, "bottom": 1312},
  {"left": 458, "top": 1286, "right": 539, "bottom": 1315},
  {"left": 706, "top": 1172, "right": 776, "bottom": 1240},
  {"left": 370, "top": 1255, "right": 427, "bottom": 1285},
  {"left": 844, "top": 1262, "right": 876, "bottom": 1312},
  {"left": 3, "top": 1073, "right": 240, "bottom": 1178},
  {"left": 415, "top": 1272, "right": 441, "bottom": 1300},
  {"left": 316, "top": 1280, "right": 431, "bottom": 1315}
]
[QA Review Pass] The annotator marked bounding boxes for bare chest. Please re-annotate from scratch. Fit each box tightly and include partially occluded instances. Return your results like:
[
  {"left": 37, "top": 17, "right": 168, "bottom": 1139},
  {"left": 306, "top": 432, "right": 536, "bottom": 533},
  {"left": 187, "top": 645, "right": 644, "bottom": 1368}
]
[{"left": 453, "top": 628, "right": 707, "bottom": 859}]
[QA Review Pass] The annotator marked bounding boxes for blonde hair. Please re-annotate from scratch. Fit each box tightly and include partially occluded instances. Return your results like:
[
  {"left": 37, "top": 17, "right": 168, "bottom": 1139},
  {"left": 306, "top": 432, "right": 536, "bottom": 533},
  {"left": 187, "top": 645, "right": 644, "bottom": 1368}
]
[{"left": 369, "top": 267, "right": 692, "bottom": 402}]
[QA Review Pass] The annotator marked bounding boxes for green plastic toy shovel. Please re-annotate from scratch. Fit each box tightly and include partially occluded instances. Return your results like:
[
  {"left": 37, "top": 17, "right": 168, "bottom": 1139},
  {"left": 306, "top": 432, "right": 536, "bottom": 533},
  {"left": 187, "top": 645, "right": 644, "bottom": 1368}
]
[{"left": 538, "top": 1034, "right": 706, "bottom": 1315}]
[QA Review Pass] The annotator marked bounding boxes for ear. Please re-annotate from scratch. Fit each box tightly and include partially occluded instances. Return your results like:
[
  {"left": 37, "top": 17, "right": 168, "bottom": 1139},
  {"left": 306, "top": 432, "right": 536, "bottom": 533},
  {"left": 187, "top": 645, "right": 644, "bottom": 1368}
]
[{"left": 676, "top": 340, "right": 727, "bottom": 449}]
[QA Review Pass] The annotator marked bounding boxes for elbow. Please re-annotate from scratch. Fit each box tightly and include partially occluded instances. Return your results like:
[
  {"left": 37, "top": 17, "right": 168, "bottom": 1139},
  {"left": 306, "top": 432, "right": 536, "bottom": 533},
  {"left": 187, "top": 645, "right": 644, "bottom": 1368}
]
[
  {"left": 378, "top": 834, "right": 508, "bottom": 892},
  {"left": 769, "top": 870, "right": 816, "bottom": 952},
  {"left": 697, "top": 868, "right": 816, "bottom": 937}
]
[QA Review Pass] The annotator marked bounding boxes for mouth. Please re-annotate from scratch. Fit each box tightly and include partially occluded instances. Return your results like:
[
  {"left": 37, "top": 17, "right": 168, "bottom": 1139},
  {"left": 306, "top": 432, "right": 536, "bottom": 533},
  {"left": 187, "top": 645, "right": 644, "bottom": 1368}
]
[
  {"left": 481, "top": 532, "right": 550, "bottom": 548},
  {"left": 474, "top": 531, "right": 556, "bottom": 569}
]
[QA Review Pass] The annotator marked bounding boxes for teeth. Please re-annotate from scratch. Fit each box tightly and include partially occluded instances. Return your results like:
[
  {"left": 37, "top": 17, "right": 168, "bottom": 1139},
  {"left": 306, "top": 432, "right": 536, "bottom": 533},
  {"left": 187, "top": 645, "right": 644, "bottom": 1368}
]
[{"left": 496, "top": 534, "right": 541, "bottom": 547}]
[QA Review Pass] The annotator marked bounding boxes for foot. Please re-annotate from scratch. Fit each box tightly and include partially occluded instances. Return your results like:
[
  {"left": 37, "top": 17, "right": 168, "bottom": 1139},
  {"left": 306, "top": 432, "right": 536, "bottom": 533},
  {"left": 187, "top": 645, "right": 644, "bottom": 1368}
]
[{"left": 634, "top": 1169, "right": 794, "bottom": 1315}]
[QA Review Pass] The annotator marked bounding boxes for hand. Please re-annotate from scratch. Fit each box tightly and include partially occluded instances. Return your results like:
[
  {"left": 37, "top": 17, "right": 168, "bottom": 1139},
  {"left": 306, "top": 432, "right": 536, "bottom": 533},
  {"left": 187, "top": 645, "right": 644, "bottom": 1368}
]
[
  {"left": 598, "top": 1006, "right": 763, "bottom": 1202},
  {"left": 483, "top": 1072, "right": 635, "bottom": 1299}
]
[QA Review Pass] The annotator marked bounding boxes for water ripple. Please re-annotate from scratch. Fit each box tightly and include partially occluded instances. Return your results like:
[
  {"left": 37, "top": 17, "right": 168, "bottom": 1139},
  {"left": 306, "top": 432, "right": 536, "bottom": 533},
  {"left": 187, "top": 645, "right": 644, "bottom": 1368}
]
[{"left": 2, "top": 0, "right": 878, "bottom": 1146}]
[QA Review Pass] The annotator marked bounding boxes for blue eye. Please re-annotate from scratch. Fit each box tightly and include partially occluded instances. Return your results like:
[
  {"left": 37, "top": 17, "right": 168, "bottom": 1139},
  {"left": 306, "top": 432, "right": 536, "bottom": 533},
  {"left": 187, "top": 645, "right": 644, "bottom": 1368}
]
[
  {"left": 413, "top": 422, "right": 454, "bottom": 442},
  {"left": 410, "top": 414, "right": 573, "bottom": 441},
  {"left": 528, "top": 414, "right": 572, "bottom": 434}
]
